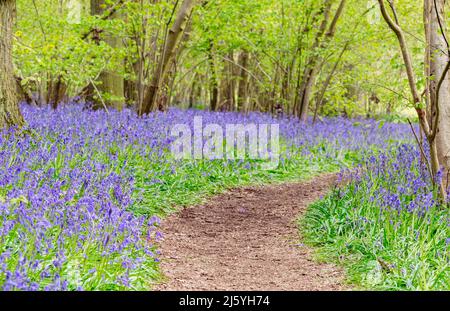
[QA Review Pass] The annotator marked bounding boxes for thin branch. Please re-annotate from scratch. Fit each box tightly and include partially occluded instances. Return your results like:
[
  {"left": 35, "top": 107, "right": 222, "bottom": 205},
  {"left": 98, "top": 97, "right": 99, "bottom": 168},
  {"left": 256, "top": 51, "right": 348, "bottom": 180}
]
[
  {"left": 387, "top": 0, "right": 400, "bottom": 24},
  {"left": 434, "top": 0, "right": 450, "bottom": 53},
  {"left": 81, "top": 0, "right": 125, "bottom": 40},
  {"left": 377, "top": 0, "right": 421, "bottom": 105},
  {"left": 377, "top": 0, "right": 432, "bottom": 138},
  {"left": 408, "top": 118, "right": 433, "bottom": 181},
  {"left": 367, "top": 82, "right": 411, "bottom": 103},
  {"left": 222, "top": 56, "right": 266, "bottom": 86},
  {"left": 32, "top": 0, "right": 47, "bottom": 41},
  {"left": 88, "top": 78, "right": 110, "bottom": 114}
]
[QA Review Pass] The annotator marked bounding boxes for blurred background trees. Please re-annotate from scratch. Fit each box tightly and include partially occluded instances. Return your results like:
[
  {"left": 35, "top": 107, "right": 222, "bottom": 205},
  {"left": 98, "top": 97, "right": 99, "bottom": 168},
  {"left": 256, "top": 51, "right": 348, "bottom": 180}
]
[{"left": 5, "top": 0, "right": 432, "bottom": 120}]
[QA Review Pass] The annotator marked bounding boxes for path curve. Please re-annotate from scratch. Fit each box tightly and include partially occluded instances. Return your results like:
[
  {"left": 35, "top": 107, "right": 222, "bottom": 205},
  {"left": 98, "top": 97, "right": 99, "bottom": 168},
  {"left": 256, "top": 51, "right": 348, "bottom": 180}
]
[{"left": 155, "top": 174, "right": 347, "bottom": 291}]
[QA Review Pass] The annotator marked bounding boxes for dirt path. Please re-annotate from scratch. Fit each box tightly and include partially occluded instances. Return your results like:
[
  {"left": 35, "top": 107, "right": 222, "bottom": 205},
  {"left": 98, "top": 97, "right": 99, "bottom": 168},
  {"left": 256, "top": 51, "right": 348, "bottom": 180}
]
[{"left": 155, "top": 174, "right": 348, "bottom": 291}]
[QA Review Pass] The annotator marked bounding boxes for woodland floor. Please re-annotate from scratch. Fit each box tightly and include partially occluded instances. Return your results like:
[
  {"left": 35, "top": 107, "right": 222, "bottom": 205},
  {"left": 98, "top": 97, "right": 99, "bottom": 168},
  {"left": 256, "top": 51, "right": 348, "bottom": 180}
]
[{"left": 154, "top": 174, "right": 349, "bottom": 291}]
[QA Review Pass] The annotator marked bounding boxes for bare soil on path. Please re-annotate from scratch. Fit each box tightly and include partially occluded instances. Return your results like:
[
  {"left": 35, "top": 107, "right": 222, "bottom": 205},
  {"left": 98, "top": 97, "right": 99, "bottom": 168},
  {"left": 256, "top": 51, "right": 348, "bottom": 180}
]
[{"left": 155, "top": 174, "right": 348, "bottom": 291}]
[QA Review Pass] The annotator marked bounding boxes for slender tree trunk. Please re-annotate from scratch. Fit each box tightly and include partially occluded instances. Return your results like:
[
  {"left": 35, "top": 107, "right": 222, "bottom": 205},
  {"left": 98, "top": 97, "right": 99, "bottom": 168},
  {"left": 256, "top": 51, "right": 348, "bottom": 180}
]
[
  {"left": 297, "top": 0, "right": 346, "bottom": 122},
  {"left": 270, "top": 63, "right": 281, "bottom": 114},
  {"left": 377, "top": 0, "right": 446, "bottom": 198},
  {"left": 281, "top": 58, "right": 294, "bottom": 111},
  {"left": 426, "top": 0, "right": 450, "bottom": 184},
  {"left": 124, "top": 61, "right": 137, "bottom": 106},
  {"left": 220, "top": 51, "right": 236, "bottom": 111},
  {"left": 189, "top": 73, "right": 198, "bottom": 109},
  {"left": 237, "top": 50, "right": 249, "bottom": 112},
  {"left": 230, "top": 51, "right": 239, "bottom": 111},
  {"left": 90, "top": 0, "right": 124, "bottom": 111},
  {"left": 208, "top": 40, "right": 219, "bottom": 111},
  {"left": 297, "top": 66, "right": 317, "bottom": 121},
  {"left": 313, "top": 41, "right": 349, "bottom": 123},
  {"left": 47, "top": 75, "right": 68, "bottom": 109},
  {"left": 0, "top": 0, "right": 24, "bottom": 129},
  {"left": 136, "top": 52, "right": 145, "bottom": 112},
  {"left": 296, "top": 0, "right": 332, "bottom": 120},
  {"left": 140, "top": 0, "right": 195, "bottom": 115}
]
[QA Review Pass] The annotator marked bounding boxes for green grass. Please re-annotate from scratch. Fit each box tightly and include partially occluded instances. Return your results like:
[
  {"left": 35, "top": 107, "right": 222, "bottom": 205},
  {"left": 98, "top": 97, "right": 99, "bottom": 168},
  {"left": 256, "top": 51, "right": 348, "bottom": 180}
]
[
  {"left": 125, "top": 141, "right": 352, "bottom": 217},
  {"left": 100, "top": 138, "right": 450, "bottom": 291},
  {"left": 300, "top": 165, "right": 449, "bottom": 290}
]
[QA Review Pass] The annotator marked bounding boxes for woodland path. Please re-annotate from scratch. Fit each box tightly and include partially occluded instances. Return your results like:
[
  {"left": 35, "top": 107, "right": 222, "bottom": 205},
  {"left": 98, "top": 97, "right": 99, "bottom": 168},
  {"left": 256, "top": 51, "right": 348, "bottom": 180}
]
[{"left": 154, "top": 174, "right": 348, "bottom": 291}]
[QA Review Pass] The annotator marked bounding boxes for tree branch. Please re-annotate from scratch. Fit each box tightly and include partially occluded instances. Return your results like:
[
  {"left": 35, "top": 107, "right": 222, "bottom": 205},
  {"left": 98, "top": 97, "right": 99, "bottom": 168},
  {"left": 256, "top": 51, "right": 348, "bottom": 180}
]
[
  {"left": 377, "top": 0, "right": 432, "bottom": 137},
  {"left": 81, "top": 0, "right": 125, "bottom": 40}
]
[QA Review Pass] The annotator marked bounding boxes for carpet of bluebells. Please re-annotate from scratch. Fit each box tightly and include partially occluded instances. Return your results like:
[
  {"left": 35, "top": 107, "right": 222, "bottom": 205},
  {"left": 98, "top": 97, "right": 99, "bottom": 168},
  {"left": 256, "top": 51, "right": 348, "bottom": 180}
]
[
  {"left": 0, "top": 103, "right": 426, "bottom": 290},
  {"left": 303, "top": 144, "right": 450, "bottom": 290}
]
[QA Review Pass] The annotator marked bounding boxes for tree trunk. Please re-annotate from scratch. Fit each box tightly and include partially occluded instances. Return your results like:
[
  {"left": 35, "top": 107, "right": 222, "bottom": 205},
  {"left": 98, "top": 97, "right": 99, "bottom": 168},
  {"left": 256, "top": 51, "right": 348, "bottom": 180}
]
[
  {"left": 296, "top": 0, "right": 332, "bottom": 120},
  {"left": 426, "top": 0, "right": 450, "bottom": 183},
  {"left": 237, "top": 50, "right": 249, "bottom": 112},
  {"left": 90, "top": 0, "right": 124, "bottom": 111},
  {"left": 124, "top": 64, "right": 137, "bottom": 106},
  {"left": 297, "top": 66, "right": 317, "bottom": 121},
  {"left": 189, "top": 73, "right": 198, "bottom": 109},
  {"left": 220, "top": 51, "right": 236, "bottom": 111},
  {"left": 208, "top": 40, "right": 219, "bottom": 111},
  {"left": 15, "top": 76, "right": 34, "bottom": 105},
  {"left": 296, "top": 0, "right": 346, "bottom": 122},
  {"left": 0, "top": 0, "right": 24, "bottom": 129},
  {"left": 47, "top": 75, "right": 68, "bottom": 109},
  {"left": 313, "top": 41, "right": 349, "bottom": 123},
  {"left": 377, "top": 0, "right": 446, "bottom": 198},
  {"left": 140, "top": 0, "right": 195, "bottom": 115}
]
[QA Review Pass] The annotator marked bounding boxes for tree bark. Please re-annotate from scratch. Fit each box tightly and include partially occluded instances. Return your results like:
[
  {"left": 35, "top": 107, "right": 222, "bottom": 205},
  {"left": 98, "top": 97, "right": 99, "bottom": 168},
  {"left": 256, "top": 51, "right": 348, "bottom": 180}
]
[
  {"left": 189, "top": 73, "right": 198, "bottom": 109},
  {"left": 425, "top": 0, "right": 450, "bottom": 183},
  {"left": 90, "top": 0, "right": 125, "bottom": 111},
  {"left": 220, "top": 51, "right": 236, "bottom": 111},
  {"left": 0, "top": 0, "right": 24, "bottom": 129},
  {"left": 47, "top": 75, "right": 68, "bottom": 109},
  {"left": 237, "top": 50, "right": 249, "bottom": 112},
  {"left": 139, "top": 0, "right": 195, "bottom": 115},
  {"left": 15, "top": 76, "right": 34, "bottom": 105},
  {"left": 124, "top": 63, "right": 137, "bottom": 106},
  {"left": 295, "top": 0, "right": 332, "bottom": 120},
  {"left": 208, "top": 40, "right": 219, "bottom": 111}
]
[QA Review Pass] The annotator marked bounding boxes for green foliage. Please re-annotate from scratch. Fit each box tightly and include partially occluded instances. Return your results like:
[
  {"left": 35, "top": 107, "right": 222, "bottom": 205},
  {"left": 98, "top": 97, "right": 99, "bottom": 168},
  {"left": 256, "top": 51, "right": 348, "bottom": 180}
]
[
  {"left": 126, "top": 139, "right": 346, "bottom": 216},
  {"left": 15, "top": 0, "right": 126, "bottom": 96},
  {"left": 12, "top": 0, "right": 428, "bottom": 117},
  {"left": 301, "top": 151, "right": 449, "bottom": 290}
]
